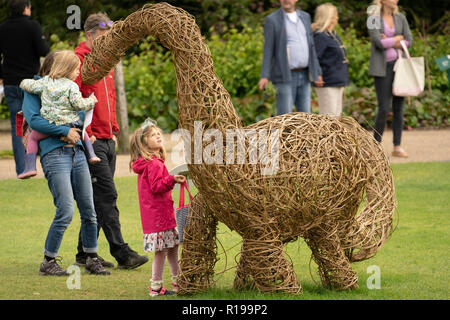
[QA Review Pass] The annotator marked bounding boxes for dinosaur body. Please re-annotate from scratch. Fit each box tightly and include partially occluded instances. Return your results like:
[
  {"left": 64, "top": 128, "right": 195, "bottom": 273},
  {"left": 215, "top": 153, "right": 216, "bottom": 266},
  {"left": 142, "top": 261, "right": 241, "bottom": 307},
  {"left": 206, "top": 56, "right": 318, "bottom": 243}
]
[{"left": 82, "top": 2, "right": 396, "bottom": 294}]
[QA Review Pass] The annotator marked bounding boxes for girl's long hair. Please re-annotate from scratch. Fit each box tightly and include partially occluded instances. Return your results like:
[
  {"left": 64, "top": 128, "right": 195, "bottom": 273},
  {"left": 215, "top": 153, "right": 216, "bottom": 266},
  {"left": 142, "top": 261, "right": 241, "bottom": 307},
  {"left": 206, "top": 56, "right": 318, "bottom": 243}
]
[
  {"left": 311, "top": 3, "right": 338, "bottom": 33},
  {"left": 129, "top": 120, "right": 166, "bottom": 170},
  {"left": 48, "top": 50, "right": 81, "bottom": 79}
]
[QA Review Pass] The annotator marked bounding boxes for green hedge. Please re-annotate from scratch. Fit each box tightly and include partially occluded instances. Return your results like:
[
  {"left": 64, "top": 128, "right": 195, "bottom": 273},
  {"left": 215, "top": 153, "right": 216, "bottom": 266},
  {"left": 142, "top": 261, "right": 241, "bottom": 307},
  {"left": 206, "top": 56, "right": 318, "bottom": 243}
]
[
  {"left": 123, "top": 26, "right": 274, "bottom": 131},
  {"left": 123, "top": 24, "right": 449, "bottom": 131}
]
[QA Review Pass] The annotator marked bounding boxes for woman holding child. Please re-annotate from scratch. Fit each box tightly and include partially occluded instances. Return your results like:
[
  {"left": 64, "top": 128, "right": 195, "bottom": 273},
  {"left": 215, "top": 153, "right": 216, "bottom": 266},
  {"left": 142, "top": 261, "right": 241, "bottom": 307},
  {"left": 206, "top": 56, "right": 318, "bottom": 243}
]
[{"left": 22, "top": 51, "right": 109, "bottom": 276}]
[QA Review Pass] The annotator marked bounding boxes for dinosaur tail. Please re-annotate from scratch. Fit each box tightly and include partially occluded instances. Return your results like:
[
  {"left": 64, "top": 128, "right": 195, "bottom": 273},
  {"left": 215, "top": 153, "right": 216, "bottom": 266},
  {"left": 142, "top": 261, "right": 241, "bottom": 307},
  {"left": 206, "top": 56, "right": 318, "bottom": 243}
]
[{"left": 342, "top": 141, "right": 397, "bottom": 263}]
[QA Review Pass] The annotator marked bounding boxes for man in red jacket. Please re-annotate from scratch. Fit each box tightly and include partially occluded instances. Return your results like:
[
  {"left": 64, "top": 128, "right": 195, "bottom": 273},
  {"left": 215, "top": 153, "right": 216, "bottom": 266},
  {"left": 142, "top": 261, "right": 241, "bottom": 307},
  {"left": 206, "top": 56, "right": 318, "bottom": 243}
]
[{"left": 74, "top": 13, "right": 148, "bottom": 269}]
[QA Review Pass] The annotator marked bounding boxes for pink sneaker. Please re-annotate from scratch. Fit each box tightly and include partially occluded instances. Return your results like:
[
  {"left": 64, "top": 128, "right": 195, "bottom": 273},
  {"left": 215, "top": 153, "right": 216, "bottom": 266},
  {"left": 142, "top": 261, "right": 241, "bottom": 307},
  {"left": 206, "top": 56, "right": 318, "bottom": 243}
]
[{"left": 148, "top": 286, "right": 175, "bottom": 297}]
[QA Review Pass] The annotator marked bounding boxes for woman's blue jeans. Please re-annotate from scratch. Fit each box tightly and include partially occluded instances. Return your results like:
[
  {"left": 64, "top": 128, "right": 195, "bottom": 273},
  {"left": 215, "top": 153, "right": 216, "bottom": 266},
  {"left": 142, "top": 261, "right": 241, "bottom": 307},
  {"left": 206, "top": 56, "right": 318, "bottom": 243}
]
[
  {"left": 41, "top": 146, "right": 98, "bottom": 258},
  {"left": 274, "top": 69, "right": 311, "bottom": 115}
]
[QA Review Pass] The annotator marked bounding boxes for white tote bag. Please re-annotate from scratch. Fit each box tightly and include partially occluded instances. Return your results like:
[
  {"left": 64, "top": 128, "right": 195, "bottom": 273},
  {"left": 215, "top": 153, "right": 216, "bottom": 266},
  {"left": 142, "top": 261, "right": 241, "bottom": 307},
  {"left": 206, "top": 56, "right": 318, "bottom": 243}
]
[{"left": 392, "top": 40, "right": 424, "bottom": 97}]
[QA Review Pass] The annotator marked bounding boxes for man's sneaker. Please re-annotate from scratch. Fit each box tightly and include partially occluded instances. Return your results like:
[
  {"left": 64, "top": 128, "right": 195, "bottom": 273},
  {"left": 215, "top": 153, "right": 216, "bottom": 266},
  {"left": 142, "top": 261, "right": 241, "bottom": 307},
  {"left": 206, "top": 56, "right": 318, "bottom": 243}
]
[
  {"left": 85, "top": 257, "right": 111, "bottom": 275},
  {"left": 39, "top": 257, "right": 70, "bottom": 276},
  {"left": 148, "top": 287, "right": 176, "bottom": 297},
  {"left": 117, "top": 253, "right": 148, "bottom": 269},
  {"left": 76, "top": 255, "right": 114, "bottom": 268}
]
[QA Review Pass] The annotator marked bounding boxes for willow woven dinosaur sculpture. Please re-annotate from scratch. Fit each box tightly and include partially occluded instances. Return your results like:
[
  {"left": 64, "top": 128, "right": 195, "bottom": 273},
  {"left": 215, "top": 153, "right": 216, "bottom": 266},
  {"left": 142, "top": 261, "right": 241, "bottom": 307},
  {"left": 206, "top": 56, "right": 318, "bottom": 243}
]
[{"left": 82, "top": 2, "right": 396, "bottom": 294}]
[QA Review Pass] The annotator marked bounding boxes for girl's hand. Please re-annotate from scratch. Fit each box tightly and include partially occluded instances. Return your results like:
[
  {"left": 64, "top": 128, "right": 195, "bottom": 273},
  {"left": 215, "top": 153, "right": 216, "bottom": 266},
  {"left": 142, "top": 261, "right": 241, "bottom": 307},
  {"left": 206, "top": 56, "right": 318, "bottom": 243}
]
[{"left": 174, "top": 175, "right": 186, "bottom": 184}]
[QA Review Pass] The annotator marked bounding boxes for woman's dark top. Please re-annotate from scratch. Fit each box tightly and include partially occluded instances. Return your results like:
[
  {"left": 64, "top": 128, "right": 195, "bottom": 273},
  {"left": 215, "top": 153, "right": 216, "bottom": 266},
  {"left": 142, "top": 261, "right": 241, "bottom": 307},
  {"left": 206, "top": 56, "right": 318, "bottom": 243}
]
[{"left": 313, "top": 31, "right": 349, "bottom": 87}]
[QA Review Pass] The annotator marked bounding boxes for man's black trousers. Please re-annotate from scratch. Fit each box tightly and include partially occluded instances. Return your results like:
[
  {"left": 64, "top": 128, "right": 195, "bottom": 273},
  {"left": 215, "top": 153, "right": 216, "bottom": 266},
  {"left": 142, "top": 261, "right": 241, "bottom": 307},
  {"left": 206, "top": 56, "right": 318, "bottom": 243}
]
[{"left": 76, "top": 139, "right": 132, "bottom": 264}]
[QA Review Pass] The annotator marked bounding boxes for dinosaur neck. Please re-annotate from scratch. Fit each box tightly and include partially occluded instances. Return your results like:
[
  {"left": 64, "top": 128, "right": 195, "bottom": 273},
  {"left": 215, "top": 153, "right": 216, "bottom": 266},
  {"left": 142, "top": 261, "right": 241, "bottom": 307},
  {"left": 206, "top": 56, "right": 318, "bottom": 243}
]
[
  {"left": 153, "top": 7, "right": 242, "bottom": 133},
  {"left": 172, "top": 47, "right": 242, "bottom": 133}
]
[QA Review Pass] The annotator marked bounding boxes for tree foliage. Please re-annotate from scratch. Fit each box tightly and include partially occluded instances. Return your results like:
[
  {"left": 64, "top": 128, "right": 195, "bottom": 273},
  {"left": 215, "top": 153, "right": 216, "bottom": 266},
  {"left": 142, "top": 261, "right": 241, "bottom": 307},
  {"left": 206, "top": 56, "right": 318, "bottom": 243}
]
[
  {"left": 1, "top": 0, "right": 449, "bottom": 41},
  {"left": 0, "top": 0, "right": 448, "bottom": 127}
]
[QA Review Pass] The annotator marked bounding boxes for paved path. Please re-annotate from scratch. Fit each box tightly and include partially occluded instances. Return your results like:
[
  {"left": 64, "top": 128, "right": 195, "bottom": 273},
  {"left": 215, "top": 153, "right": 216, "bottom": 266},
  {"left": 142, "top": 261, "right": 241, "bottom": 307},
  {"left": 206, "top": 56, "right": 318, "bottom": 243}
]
[{"left": 1, "top": 128, "right": 449, "bottom": 180}]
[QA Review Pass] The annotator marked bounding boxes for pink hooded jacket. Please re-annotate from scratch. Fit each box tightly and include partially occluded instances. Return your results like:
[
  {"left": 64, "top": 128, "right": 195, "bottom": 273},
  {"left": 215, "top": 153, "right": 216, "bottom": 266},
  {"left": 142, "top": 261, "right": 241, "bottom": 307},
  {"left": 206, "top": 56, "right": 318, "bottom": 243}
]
[{"left": 132, "top": 156, "right": 176, "bottom": 234}]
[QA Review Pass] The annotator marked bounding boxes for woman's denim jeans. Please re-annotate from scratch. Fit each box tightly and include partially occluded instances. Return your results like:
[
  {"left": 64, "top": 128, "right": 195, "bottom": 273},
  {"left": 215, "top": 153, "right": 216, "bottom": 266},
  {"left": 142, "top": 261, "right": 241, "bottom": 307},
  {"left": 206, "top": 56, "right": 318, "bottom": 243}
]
[
  {"left": 275, "top": 69, "right": 311, "bottom": 115},
  {"left": 41, "top": 146, "right": 98, "bottom": 258}
]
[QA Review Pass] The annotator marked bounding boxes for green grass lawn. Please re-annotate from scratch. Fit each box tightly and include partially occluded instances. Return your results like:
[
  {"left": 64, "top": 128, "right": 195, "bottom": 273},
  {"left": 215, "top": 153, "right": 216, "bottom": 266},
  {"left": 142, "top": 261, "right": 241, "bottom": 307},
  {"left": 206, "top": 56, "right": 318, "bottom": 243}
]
[{"left": 0, "top": 162, "right": 449, "bottom": 300}]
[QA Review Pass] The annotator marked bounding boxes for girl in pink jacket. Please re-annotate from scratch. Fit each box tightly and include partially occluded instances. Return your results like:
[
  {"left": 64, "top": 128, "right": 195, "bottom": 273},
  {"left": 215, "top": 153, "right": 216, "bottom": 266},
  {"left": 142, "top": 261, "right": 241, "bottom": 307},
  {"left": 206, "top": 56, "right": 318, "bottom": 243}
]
[{"left": 130, "top": 119, "right": 186, "bottom": 297}]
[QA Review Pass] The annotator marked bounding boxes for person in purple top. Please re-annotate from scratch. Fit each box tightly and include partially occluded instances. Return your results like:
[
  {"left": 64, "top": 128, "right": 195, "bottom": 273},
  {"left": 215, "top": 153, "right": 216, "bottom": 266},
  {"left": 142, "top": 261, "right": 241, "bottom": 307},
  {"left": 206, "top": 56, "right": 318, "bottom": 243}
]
[{"left": 367, "top": 0, "right": 412, "bottom": 158}]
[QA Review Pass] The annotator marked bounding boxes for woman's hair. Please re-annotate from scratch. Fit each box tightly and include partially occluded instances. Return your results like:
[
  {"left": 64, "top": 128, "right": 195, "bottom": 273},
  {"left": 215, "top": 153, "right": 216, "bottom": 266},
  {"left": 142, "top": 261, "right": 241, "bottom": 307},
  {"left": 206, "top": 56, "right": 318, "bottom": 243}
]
[
  {"left": 84, "top": 12, "right": 112, "bottom": 34},
  {"left": 311, "top": 3, "right": 338, "bottom": 32},
  {"left": 48, "top": 50, "right": 81, "bottom": 80},
  {"left": 370, "top": 0, "right": 399, "bottom": 15},
  {"left": 129, "top": 119, "right": 166, "bottom": 169},
  {"left": 38, "top": 51, "right": 59, "bottom": 77}
]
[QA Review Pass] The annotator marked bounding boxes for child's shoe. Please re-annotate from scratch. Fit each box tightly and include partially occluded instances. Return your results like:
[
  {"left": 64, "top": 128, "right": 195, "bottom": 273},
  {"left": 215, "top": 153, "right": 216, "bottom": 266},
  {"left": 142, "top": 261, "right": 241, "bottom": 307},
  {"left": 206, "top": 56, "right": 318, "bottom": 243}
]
[
  {"left": 82, "top": 139, "right": 101, "bottom": 164},
  {"left": 171, "top": 282, "right": 178, "bottom": 293},
  {"left": 148, "top": 286, "right": 175, "bottom": 297},
  {"left": 18, "top": 153, "right": 37, "bottom": 179}
]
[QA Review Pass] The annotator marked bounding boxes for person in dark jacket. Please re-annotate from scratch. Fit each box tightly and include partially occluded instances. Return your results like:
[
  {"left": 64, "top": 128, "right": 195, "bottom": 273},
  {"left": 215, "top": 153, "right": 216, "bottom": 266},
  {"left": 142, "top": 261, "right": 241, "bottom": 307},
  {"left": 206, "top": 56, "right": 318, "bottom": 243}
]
[
  {"left": 0, "top": 0, "right": 49, "bottom": 176},
  {"left": 73, "top": 12, "right": 148, "bottom": 269},
  {"left": 258, "top": 0, "right": 323, "bottom": 115},
  {"left": 312, "top": 3, "right": 349, "bottom": 116}
]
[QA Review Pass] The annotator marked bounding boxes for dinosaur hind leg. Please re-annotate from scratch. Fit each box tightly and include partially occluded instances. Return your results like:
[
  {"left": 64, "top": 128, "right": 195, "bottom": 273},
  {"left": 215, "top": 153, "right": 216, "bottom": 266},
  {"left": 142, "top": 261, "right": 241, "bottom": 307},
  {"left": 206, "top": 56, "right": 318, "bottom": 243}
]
[
  {"left": 305, "top": 224, "right": 359, "bottom": 290},
  {"left": 178, "top": 193, "right": 218, "bottom": 295}
]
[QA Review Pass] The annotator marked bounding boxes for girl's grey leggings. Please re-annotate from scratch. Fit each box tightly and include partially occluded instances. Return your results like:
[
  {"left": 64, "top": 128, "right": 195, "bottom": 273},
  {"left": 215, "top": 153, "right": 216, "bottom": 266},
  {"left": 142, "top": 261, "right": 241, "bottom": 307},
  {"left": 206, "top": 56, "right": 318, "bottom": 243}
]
[{"left": 373, "top": 61, "right": 405, "bottom": 146}]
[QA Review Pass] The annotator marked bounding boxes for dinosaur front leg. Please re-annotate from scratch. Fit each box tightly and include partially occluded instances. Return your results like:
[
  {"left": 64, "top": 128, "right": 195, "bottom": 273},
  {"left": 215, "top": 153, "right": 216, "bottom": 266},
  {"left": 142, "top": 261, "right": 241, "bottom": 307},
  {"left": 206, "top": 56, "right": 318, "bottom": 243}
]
[
  {"left": 305, "top": 225, "right": 359, "bottom": 290},
  {"left": 233, "top": 242, "right": 256, "bottom": 291},
  {"left": 239, "top": 220, "right": 302, "bottom": 294},
  {"left": 178, "top": 193, "right": 218, "bottom": 295}
]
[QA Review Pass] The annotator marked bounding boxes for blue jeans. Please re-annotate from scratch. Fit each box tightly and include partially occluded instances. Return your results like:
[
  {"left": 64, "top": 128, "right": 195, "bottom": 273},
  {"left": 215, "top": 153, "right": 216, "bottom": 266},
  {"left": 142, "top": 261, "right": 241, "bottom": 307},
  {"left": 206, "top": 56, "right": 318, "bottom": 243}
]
[
  {"left": 275, "top": 69, "right": 311, "bottom": 115},
  {"left": 4, "top": 85, "right": 26, "bottom": 175},
  {"left": 41, "top": 146, "right": 98, "bottom": 258}
]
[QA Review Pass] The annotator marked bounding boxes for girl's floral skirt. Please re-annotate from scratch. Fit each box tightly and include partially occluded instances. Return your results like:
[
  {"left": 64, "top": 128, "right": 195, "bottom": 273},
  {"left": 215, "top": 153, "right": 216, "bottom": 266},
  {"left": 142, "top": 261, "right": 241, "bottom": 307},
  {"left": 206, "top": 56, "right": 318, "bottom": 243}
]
[{"left": 143, "top": 228, "right": 180, "bottom": 252}]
